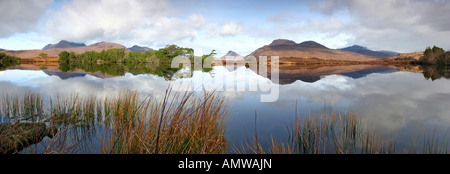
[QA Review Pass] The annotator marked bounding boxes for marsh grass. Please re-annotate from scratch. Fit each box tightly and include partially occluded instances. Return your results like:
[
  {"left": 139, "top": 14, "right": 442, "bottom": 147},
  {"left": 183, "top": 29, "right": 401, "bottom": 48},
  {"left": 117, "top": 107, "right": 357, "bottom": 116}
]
[
  {"left": 101, "top": 88, "right": 229, "bottom": 154},
  {"left": 22, "top": 125, "right": 90, "bottom": 154},
  {"left": 1, "top": 87, "right": 229, "bottom": 154},
  {"left": 1, "top": 92, "right": 44, "bottom": 122},
  {"left": 240, "top": 109, "right": 450, "bottom": 154},
  {"left": 49, "top": 93, "right": 100, "bottom": 126},
  {"left": 238, "top": 111, "right": 416, "bottom": 154},
  {"left": 408, "top": 129, "right": 449, "bottom": 154}
]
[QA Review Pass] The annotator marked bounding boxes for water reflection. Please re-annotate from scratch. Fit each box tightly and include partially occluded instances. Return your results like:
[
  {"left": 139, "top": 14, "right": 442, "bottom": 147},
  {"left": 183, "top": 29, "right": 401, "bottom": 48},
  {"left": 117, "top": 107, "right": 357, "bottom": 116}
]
[
  {"left": 1, "top": 64, "right": 450, "bottom": 152},
  {"left": 421, "top": 65, "right": 450, "bottom": 81},
  {"left": 266, "top": 64, "right": 397, "bottom": 84}
]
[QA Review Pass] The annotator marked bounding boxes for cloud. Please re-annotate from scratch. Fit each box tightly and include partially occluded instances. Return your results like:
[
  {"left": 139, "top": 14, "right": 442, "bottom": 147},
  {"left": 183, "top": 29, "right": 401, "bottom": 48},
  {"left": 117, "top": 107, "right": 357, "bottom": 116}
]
[
  {"left": 265, "top": 13, "right": 298, "bottom": 24},
  {"left": 126, "top": 14, "right": 206, "bottom": 46},
  {"left": 206, "top": 21, "right": 242, "bottom": 37},
  {"left": 42, "top": 0, "right": 205, "bottom": 46},
  {"left": 0, "top": 0, "right": 52, "bottom": 37},
  {"left": 312, "top": 0, "right": 450, "bottom": 52},
  {"left": 247, "top": 15, "right": 352, "bottom": 49},
  {"left": 272, "top": 71, "right": 450, "bottom": 134},
  {"left": 315, "top": 0, "right": 450, "bottom": 31}
]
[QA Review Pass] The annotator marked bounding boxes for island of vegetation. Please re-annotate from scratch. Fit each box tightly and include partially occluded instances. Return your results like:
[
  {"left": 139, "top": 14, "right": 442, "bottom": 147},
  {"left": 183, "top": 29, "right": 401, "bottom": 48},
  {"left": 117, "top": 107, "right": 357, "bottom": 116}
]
[
  {"left": 57, "top": 44, "right": 216, "bottom": 79},
  {"left": 0, "top": 53, "right": 20, "bottom": 70}
]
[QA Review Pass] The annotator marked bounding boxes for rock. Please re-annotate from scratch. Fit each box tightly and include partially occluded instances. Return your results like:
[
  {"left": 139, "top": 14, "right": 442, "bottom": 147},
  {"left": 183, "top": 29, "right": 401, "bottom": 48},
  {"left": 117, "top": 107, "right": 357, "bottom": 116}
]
[{"left": 0, "top": 122, "right": 58, "bottom": 154}]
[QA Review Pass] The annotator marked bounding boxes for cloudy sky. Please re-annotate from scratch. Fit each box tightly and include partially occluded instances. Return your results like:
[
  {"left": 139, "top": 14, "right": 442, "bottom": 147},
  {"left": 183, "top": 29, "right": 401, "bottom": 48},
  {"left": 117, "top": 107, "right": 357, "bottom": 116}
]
[{"left": 1, "top": 0, "right": 449, "bottom": 56}]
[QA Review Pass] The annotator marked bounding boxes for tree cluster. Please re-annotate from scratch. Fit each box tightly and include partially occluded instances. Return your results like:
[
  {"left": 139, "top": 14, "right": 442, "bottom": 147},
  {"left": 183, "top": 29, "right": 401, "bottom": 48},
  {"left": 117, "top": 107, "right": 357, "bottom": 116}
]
[
  {"left": 419, "top": 46, "right": 450, "bottom": 65},
  {"left": 0, "top": 53, "right": 20, "bottom": 70},
  {"left": 58, "top": 44, "right": 195, "bottom": 63}
]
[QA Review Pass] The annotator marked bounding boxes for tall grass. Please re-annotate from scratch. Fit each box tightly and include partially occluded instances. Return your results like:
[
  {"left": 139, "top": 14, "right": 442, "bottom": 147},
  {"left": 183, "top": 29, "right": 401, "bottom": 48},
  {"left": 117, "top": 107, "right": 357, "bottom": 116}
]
[
  {"left": 50, "top": 93, "right": 100, "bottom": 126},
  {"left": 100, "top": 88, "right": 229, "bottom": 154},
  {"left": 1, "top": 87, "right": 229, "bottom": 154},
  {"left": 1, "top": 92, "right": 44, "bottom": 122},
  {"left": 240, "top": 111, "right": 397, "bottom": 154},
  {"left": 240, "top": 109, "right": 450, "bottom": 154}
]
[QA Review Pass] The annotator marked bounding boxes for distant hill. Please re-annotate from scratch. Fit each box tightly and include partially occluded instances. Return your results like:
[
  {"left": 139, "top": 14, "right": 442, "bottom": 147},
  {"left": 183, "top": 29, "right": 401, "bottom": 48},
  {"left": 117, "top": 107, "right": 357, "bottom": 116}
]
[
  {"left": 297, "top": 41, "right": 328, "bottom": 49},
  {"left": 128, "top": 45, "right": 153, "bottom": 52},
  {"left": 0, "top": 41, "right": 128, "bottom": 59},
  {"left": 339, "top": 45, "right": 398, "bottom": 58},
  {"left": 378, "top": 50, "right": 399, "bottom": 57},
  {"left": 219, "top": 50, "right": 243, "bottom": 60},
  {"left": 86, "top": 41, "right": 128, "bottom": 51},
  {"left": 248, "top": 39, "right": 377, "bottom": 62},
  {"left": 43, "top": 40, "right": 86, "bottom": 50},
  {"left": 269, "top": 39, "right": 297, "bottom": 46},
  {"left": 388, "top": 51, "right": 424, "bottom": 61}
]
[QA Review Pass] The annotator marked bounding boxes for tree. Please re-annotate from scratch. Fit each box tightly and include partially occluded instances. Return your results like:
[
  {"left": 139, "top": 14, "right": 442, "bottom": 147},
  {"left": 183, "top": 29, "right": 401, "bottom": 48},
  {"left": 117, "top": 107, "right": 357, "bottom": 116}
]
[
  {"left": 420, "top": 45, "right": 448, "bottom": 65},
  {"left": 0, "top": 53, "right": 20, "bottom": 70},
  {"left": 39, "top": 52, "right": 48, "bottom": 58},
  {"left": 58, "top": 51, "right": 75, "bottom": 63}
]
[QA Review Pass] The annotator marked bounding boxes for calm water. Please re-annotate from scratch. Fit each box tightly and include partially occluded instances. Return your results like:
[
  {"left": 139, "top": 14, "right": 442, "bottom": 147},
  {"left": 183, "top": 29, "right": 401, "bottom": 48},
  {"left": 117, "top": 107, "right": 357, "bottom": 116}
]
[{"left": 1, "top": 64, "right": 450, "bottom": 153}]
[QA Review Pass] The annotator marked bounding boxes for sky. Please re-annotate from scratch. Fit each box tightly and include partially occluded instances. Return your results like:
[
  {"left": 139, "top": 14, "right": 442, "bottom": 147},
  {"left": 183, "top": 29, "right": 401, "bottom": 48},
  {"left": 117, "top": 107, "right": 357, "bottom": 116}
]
[{"left": 1, "top": 0, "right": 450, "bottom": 56}]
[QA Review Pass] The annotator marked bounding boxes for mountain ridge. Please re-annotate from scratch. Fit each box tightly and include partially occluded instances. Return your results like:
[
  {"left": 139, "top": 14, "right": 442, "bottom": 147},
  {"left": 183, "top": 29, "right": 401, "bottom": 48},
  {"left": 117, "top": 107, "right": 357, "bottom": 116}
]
[
  {"left": 43, "top": 40, "right": 86, "bottom": 50},
  {"left": 0, "top": 41, "right": 128, "bottom": 59},
  {"left": 339, "top": 45, "right": 398, "bottom": 58},
  {"left": 248, "top": 39, "right": 377, "bottom": 62},
  {"left": 219, "top": 50, "right": 243, "bottom": 60},
  {"left": 128, "top": 45, "right": 153, "bottom": 52}
]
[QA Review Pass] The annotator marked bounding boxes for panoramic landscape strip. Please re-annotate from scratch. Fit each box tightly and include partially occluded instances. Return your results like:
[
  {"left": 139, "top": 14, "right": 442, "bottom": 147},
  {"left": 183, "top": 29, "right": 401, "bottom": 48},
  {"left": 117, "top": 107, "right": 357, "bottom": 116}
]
[{"left": 1, "top": 0, "right": 450, "bottom": 159}]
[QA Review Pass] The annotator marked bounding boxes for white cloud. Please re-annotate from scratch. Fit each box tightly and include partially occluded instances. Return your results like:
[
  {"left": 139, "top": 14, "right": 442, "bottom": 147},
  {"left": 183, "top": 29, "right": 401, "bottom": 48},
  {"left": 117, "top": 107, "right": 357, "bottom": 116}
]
[
  {"left": 246, "top": 15, "right": 352, "bottom": 50},
  {"left": 126, "top": 14, "right": 206, "bottom": 47},
  {"left": 42, "top": 0, "right": 205, "bottom": 46},
  {"left": 312, "top": 0, "right": 450, "bottom": 52},
  {"left": 0, "top": 0, "right": 53, "bottom": 37},
  {"left": 206, "top": 21, "right": 242, "bottom": 37}
]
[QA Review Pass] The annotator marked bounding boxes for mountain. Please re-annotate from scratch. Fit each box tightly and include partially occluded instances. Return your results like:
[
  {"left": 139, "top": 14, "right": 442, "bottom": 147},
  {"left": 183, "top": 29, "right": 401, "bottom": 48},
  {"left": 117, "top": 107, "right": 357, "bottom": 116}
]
[
  {"left": 339, "top": 45, "right": 398, "bottom": 58},
  {"left": 269, "top": 39, "right": 297, "bottom": 46},
  {"left": 85, "top": 41, "right": 128, "bottom": 51},
  {"left": 43, "top": 40, "right": 86, "bottom": 50},
  {"left": 297, "top": 41, "right": 328, "bottom": 49},
  {"left": 248, "top": 39, "right": 377, "bottom": 62},
  {"left": 219, "top": 50, "right": 243, "bottom": 60},
  {"left": 378, "top": 50, "right": 399, "bottom": 57},
  {"left": 128, "top": 45, "right": 153, "bottom": 52},
  {"left": 1, "top": 41, "right": 129, "bottom": 59}
]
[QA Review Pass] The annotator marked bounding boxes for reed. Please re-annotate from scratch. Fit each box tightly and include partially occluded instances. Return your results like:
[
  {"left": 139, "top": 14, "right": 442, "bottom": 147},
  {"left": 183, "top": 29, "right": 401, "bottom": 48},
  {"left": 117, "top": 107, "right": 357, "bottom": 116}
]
[
  {"left": 408, "top": 129, "right": 449, "bottom": 154},
  {"left": 291, "top": 111, "right": 399, "bottom": 154},
  {"left": 22, "top": 124, "right": 88, "bottom": 154},
  {"left": 238, "top": 110, "right": 400, "bottom": 154},
  {"left": 101, "top": 88, "right": 229, "bottom": 154},
  {"left": 1, "top": 86, "right": 229, "bottom": 154},
  {"left": 0, "top": 92, "right": 44, "bottom": 122}
]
